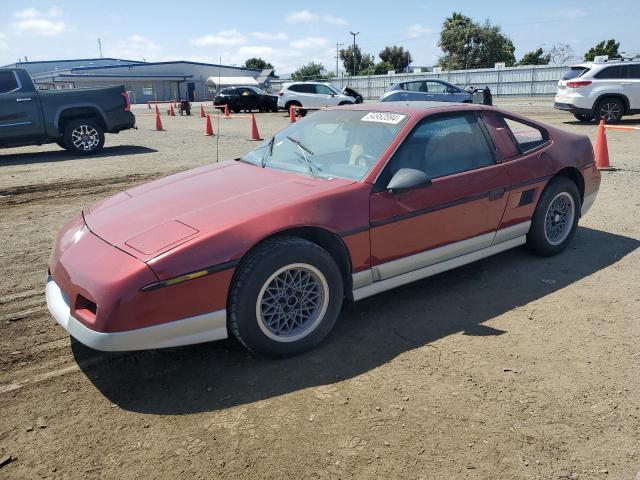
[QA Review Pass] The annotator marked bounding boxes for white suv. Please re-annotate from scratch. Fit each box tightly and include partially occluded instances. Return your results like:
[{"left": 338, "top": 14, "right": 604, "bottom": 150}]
[
  {"left": 277, "top": 82, "right": 355, "bottom": 111},
  {"left": 554, "top": 59, "right": 640, "bottom": 123}
]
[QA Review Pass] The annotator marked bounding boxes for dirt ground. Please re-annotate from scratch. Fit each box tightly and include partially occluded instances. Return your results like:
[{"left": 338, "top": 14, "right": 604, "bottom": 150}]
[{"left": 0, "top": 99, "right": 639, "bottom": 480}]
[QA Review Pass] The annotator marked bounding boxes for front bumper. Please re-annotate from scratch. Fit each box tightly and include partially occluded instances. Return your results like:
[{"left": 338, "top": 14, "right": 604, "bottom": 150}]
[{"left": 46, "top": 276, "right": 228, "bottom": 351}]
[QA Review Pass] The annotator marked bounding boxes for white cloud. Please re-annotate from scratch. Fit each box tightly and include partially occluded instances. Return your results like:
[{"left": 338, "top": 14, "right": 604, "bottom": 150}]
[
  {"left": 284, "top": 10, "right": 347, "bottom": 26},
  {"left": 104, "top": 35, "right": 162, "bottom": 61},
  {"left": 12, "top": 6, "right": 68, "bottom": 36},
  {"left": 290, "top": 37, "right": 328, "bottom": 50},
  {"left": 250, "top": 31, "right": 288, "bottom": 41},
  {"left": 190, "top": 30, "right": 246, "bottom": 46},
  {"left": 407, "top": 24, "right": 435, "bottom": 38}
]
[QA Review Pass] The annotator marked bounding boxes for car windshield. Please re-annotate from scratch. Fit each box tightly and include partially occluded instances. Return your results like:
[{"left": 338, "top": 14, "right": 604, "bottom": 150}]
[
  {"left": 563, "top": 67, "right": 590, "bottom": 80},
  {"left": 240, "top": 110, "right": 409, "bottom": 180}
]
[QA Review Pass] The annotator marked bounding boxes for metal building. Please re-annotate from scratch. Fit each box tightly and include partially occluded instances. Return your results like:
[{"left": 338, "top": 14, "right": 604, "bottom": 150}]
[{"left": 2, "top": 58, "right": 277, "bottom": 103}]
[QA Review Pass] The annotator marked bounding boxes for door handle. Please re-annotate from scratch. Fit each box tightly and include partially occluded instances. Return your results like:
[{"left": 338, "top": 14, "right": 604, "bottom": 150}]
[
  {"left": 16, "top": 97, "right": 33, "bottom": 102},
  {"left": 488, "top": 188, "right": 506, "bottom": 201}
]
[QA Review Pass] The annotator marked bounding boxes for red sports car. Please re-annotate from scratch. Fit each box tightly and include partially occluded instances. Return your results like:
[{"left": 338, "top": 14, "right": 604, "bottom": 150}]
[{"left": 46, "top": 102, "right": 600, "bottom": 357}]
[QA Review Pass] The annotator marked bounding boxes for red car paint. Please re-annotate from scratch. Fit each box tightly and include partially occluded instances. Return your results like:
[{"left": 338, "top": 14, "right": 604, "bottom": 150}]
[{"left": 48, "top": 102, "right": 600, "bottom": 339}]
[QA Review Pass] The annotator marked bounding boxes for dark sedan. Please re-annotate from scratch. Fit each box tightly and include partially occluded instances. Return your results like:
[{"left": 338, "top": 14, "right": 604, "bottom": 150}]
[
  {"left": 380, "top": 79, "right": 471, "bottom": 103},
  {"left": 214, "top": 86, "right": 279, "bottom": 113}
]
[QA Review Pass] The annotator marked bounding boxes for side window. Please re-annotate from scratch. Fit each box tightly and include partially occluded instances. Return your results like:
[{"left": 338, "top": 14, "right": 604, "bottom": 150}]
[
  {"left": 404, "top": 82, "right": 423, "bottom": 92},
  {"left": 142, "top": 84, "right": 153, "bottom": 96},
  {"left": 0, "top": 71, "right": 19, "bottom": 94},
  {"left": 377, "top": 114, "right": 495, "bottom": 187},
  {"left": 288, "top": 84, "right": 302, "bottom": 93},
  {"left": 315, "top": 84, "right": 334, "bottom": 95},
  {"left": 622, "top": 65, "right": 640, "bottom": 79},
  {"left": 502, "top": 117, "right": 547, "bottom": 153},
  {"left": 595, "top": 66, "right": 621, "bottom": 79},
  {"left": 426, "top": 81, "right": 447, "bottom": 93}
]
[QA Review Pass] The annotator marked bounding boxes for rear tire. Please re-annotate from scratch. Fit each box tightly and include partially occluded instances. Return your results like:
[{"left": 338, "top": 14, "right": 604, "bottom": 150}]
[
  {"left": 527, "top": 177, "right": 580, "bottom": 256},
  {"left": 63, "top": 118, "right": 105, "bottom": 155},
  {"left": 594, "top": 97, "right": 624, "bottom": 123},
  {"left": 228, "top": 236, "right": 343, "bottom": 358},
  {"left": 56, "top": 140, "right": 68, "bottom": 150},
  {"left": 573, "top": 113, "right": 593, "bottom": 122}
]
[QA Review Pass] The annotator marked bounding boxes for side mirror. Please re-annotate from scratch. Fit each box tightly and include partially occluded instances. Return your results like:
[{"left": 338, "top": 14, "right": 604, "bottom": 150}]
[{"left": 386, "top": 168, "right": 430, "bottom": 193}]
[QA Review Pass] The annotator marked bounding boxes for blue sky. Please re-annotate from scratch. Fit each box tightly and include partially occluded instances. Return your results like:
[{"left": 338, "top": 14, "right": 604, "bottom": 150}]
[{"left": 1, "top": 1, "right": 638, "bottom": 73}]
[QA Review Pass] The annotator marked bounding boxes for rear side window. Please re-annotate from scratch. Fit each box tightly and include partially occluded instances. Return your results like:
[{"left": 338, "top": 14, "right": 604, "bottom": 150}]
[
  {"left": 0, "top": 71, "right": 19, "bottom": 93},
  {"left": 289, "top": 84, "right": 314, "bottom": 93},
  {"left": 503, "top": 117, "right": 547, "bottom": 153},
  {"left": 595, "top": 66, "right": 622, "bottom": 79},
  {"left": 562, "top": 67, "right": 589, "bottom": 80},
  {"left": 622, "top": 65, "right": 640, "bottom": 79}
]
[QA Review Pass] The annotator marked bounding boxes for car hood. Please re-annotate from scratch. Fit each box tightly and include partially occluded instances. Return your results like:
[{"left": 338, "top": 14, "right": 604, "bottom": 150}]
[{"left": 83, "top": 161, "right": 355, "bottom": 261}]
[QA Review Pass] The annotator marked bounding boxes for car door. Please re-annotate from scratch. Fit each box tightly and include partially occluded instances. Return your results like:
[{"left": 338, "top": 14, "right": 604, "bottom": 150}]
[
  {"left": 369, "top": 112, "right": 510, "bottom": 281},
  {"left": 314, "top": 84, "right": 337, "bottom": 107},
  {"left": 424, "top": 81, "right": 451, "bottom": 101},
  {"left": 0, "top": 71, "right": 43, "bottom": 144},
  {"left": 621, "top": 65, "right": 640, "bottom": 109}
]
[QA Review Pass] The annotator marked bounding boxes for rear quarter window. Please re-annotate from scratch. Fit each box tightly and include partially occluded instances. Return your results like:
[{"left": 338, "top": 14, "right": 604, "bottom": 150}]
[
  {"left": 595, "top": 66, "right": 622, "bottom": 79},
  {"left": 503, "top": 117, "right": 548, "bottom": 153}
]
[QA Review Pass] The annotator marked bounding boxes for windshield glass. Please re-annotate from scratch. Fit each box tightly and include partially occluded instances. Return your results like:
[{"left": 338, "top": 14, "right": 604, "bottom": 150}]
[
  {"left": 240, "top": 110, "right": 409, "bottom": 180},
  {"left": 563, "top": 67, "right": 590, "bottom": 80}
]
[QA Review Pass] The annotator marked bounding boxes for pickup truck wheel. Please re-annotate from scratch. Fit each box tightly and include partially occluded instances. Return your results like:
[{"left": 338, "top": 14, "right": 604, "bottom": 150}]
[
  {"left": 63, "top": 119, "right": 105, "bottom": 155},
  {"left": 228, "top": 236, "right": 343, "bottom": 358}
]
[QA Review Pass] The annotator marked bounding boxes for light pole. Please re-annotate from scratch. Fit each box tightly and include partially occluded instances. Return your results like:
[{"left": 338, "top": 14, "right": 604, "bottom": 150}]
[
  {"left": 349, "top": 31, "right": 359, "bottom": 77},
  {"left": 335, "top": 42, "right": 343, "bottom": 77}
]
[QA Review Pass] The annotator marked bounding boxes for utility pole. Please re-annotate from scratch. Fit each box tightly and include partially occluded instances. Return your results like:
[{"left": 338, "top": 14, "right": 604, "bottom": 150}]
[
  {"left": 97, "top": 38, "right": 103, "bottom": 58},
  {"left": 335, "top": 42, "right": 343, "bottom": 77},
  {"left": 349, "top": 31, "right": 359, "bottom": 77}
]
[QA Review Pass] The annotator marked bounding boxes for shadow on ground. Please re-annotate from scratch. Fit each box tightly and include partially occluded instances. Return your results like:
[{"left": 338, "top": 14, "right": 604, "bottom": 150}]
[
  {"left": 0, "top": 145, "right": 156, "bottom": 166},
  {"left": 73, "top": 226, "right": 638, "bottom": 415}
]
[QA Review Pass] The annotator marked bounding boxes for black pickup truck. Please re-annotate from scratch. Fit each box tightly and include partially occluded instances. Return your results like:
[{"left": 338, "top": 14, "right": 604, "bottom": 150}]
[{"left": 0, "top": 68, "right": 135, "bottom": 155}]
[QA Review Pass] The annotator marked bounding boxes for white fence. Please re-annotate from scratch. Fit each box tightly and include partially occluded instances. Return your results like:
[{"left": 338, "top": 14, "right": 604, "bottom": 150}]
[{"left": 271, "top": 64, "right": 568, "bottom": 99}]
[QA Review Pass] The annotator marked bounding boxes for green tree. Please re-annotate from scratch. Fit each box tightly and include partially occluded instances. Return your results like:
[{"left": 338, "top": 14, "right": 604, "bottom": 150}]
[
  {"left": 291, "top": 62, "right": 326, "bottom": 81},
  {"left": 438, "top": 13, "right": 515, "bottom": 69},
  {"left": 378, "top": 46, "right": 412, "bottom": 72},
  {"left": 584, "top": 39, "right": 620, "bottom": 61},
  {"left": 373, "top": 61, "right": 395, "bottom": 75},
  {"left": 339, "top": 45, "right": 375, "bottom": 76},
  {"left": 517, "top": 48, "right": 551, "bottom": 66},
  {"left": 244, "top": 57, "right": 274, "bottom": 70}
]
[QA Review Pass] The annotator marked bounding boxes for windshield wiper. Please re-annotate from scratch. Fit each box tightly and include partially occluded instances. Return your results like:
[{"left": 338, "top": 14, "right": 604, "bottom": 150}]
[
  {"left": 261, "top": 136, "right": 275, "bottom": 168},
  {"left": 285, "top": 135, "right": 322, "bottom": 176}
]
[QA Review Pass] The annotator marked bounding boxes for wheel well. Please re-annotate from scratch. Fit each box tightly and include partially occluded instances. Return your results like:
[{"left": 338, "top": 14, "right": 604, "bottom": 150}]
[
  {"left": 554, "top": 167, "right": 585, "bottom": 203},
  {"left": 236, "top": 227, "right": 353, "bottom": 295},
  {"left": 58, "top": 107, "right": 105, "bottom": 135},
  {"left": 338, "top": 101, "right": 353, "bottom": 106},
  {"left": 285, "top": 100, "right": 301, "bottom": 109},
  {"left": 593, "top": 94, "right": 629, "bottom": 115}
]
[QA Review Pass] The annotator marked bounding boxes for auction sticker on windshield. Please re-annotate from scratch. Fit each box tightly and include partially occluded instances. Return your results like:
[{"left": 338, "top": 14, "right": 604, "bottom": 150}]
[{"left": 361, "top": 112, "right": 406, "bottom": 124}]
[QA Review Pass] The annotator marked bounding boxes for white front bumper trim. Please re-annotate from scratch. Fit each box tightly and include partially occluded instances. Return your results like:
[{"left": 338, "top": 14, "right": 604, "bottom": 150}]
[{"left": 45, "top": 277, "right": 228, "bottom": 351}]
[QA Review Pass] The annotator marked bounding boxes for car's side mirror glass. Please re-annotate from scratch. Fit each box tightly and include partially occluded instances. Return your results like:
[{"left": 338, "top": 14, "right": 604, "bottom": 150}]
[{"left": 386, "top": 168, "right": 430, "bottom": 193}]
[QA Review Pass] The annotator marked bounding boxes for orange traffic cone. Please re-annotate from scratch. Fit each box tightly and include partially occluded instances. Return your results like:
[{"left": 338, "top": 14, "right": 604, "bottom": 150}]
[
  {"left": 289, "top": 105, "right": 296, "bottom": 123},
  {"left": 200, "top": 105, "right": 205, "bottom": 118},
  {"left": 155, "top": 104, "right": 160, "bottom": 115},
  {"left": 249, "top": 113, "right": 262, "bottom": 141},
  {"left": 155, "top": 112, "right": 164, "bottom": 131},
  {"left": 224, "top": 104, "right": 231, "bottom": 119},
  {"left": 170, "top": 104, "right": 176, "bottom": 116},
  {"left": 594, "top": 120, "right": 614, "bottom": 170},
  {"left": 205, "top": 114, "right": 215, "bottom": 136}
]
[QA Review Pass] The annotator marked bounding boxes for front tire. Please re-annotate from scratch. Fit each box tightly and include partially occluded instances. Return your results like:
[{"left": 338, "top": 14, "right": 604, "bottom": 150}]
[
  {"left": 63, "top": 118, "right": 105, "bottom": 155},
  {"left": 527, "top": 177, "right": 580, "bottom": 256},
  {"left": 228, "top": 237, "right": 343, "bottom": 358},
  {"left": 595, "top": 97, "right": 624, "bottom": 123}
]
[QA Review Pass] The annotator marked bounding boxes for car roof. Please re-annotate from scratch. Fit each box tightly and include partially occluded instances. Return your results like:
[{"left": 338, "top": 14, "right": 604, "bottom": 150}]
[{"left": 328, "top": 101, "right": 485, "bottom": 115}]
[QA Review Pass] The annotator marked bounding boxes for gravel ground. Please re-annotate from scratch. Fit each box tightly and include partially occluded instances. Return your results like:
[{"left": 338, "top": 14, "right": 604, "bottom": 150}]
[{"left": 0, "top": 98, "right": 639, "bottom": 480}]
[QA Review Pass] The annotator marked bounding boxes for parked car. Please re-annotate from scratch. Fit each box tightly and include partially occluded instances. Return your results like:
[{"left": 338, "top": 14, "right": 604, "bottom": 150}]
[
  {"left": 0, "top": 68, "right": 135, "bottom": 155},
  {"left": 47, "top": 102, "right": 600, "bottom": 357},
  {"left": 380, "top": 79, "right": 472, "bottom": 103},
  {"left": 214, "top": 86, "right": 278, "bottom": 113},
  {"left": 554, "top": 59, "right": 640, "bottom": 123},
  {"left": 277, "top": 82, "right": 356, "bottom": 112}
]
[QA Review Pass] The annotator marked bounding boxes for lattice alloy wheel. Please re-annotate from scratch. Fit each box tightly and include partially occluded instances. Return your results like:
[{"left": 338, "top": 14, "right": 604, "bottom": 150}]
[{"left": 256, "top": 263, "right": 330, "bottom": 343}]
